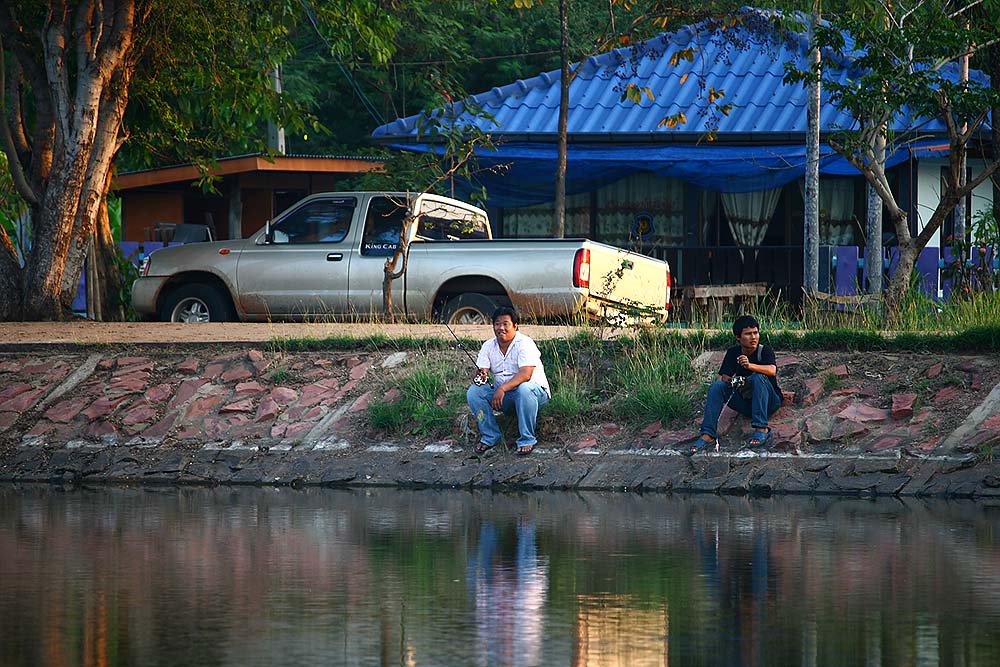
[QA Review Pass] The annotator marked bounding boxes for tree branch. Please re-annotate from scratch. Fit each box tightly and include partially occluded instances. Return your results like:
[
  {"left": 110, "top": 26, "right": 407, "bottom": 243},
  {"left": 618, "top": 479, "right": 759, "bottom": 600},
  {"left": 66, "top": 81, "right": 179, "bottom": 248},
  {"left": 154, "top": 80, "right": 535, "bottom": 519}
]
[{"left": 0, "top": 39, "right": 38, "bottom": 204}]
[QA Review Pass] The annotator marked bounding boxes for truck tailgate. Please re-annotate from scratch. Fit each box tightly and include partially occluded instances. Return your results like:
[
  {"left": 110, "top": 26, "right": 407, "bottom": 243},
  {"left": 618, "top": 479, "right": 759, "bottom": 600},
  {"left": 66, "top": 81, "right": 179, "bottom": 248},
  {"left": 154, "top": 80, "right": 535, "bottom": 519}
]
[{"left": 586, "top": 244, "right": 668, "bottom": 313}]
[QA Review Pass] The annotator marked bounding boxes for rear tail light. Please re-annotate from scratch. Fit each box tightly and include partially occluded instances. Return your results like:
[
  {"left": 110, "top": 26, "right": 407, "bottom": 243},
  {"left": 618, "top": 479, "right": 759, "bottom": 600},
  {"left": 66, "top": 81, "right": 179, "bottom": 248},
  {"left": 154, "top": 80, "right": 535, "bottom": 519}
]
[
  {"left": 665, "top": 267, "right": 672, "bottom": 310},
  {"left": 573, "top": 248, "right": 591, "bottom": 288},
  {"left": 139, "top": 256, "right": 150, "bottom": 277}
]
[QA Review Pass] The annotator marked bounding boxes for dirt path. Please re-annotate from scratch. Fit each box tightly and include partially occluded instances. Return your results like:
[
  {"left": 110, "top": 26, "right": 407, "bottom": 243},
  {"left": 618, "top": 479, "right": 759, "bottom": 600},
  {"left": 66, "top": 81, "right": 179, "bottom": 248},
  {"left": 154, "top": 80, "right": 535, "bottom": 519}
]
[{"left": 0, "top": 321, "right": 596, "bottom": 346}]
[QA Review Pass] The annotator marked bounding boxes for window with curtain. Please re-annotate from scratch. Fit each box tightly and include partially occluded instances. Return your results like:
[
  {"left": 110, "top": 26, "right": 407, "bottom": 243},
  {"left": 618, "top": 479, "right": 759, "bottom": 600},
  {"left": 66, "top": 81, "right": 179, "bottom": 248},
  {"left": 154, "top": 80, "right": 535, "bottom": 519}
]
[
  {"left": 502, "top": 191, "right": 590, "bottom": 238},
  {"left": 797, "top": 177, "right": 858, "bottom": 245},
  {"left": 595, "top": 172, "right": 684, "bottom": 252},
  {"left": 721, "top": 187, "right": 782, "bottom": 255}
]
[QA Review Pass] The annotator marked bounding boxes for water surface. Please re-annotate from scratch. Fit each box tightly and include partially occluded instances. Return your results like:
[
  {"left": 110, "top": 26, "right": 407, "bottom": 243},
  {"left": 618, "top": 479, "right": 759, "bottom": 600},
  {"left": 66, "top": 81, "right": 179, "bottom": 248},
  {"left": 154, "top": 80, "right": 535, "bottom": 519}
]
[{"left": 3, "top": 486, "right": 1000, "bottom": 666}]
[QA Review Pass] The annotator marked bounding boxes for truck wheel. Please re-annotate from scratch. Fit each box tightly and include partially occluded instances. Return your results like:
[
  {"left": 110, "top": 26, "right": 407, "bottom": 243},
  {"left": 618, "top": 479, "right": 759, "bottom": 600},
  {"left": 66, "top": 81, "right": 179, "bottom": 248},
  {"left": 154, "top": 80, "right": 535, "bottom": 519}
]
[
  {"left": 160, "top": 283, "right": 234, "bottom": 323},
  {"left": 441, "top": 293, "right": 499, "bottom": 325}
]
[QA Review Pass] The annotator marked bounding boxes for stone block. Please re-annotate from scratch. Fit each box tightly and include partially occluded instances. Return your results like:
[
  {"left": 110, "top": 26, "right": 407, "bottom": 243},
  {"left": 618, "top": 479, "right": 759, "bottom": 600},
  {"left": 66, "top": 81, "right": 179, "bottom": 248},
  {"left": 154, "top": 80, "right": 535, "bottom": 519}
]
[
  {"left": 836, "top": 403, "right": 889, "bottom": 422},
  {"left": 891, "top": 393, "right": 917, "bottom": 420},
  {"left": 926, "top": 362, "right": 943, "bottom": 378}
]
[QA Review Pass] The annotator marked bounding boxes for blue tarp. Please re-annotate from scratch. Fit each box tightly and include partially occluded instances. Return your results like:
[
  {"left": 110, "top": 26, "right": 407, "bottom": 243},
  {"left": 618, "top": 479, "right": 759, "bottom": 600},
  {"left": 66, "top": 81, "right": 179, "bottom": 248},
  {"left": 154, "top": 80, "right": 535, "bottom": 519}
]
[{"left": 393, "top": 140, "right": 947, "bottom": 208}]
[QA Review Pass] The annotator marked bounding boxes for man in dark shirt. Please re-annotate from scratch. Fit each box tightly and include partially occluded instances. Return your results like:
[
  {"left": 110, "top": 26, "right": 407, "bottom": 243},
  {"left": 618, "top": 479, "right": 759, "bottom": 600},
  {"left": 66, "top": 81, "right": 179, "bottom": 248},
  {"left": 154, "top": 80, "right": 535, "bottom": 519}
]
[{"left": 691, "top": 314, "right": 782, "bottom": 452}]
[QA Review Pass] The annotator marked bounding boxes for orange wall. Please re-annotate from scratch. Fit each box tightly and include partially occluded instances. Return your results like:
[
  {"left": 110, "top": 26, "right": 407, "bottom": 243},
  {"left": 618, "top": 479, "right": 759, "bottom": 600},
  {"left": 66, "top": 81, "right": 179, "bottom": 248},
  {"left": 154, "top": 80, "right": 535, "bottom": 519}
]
[
  {"left": 242, "top": 189, "right": 273, "bottom": 238},
  {"left": 122, "top": 192, "right": 183, "bottom": 242}
]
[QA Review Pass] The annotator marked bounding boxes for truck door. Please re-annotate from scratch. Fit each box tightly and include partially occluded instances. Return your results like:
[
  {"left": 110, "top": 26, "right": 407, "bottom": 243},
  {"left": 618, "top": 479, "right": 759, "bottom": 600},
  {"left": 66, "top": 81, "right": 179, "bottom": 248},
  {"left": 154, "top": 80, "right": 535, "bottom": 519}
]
[
  {"left": 346, "top": 195, "right": 409, "bottom": 316},
  {"left": 236, "top": 196, "right": 358, "bottom": 317}
]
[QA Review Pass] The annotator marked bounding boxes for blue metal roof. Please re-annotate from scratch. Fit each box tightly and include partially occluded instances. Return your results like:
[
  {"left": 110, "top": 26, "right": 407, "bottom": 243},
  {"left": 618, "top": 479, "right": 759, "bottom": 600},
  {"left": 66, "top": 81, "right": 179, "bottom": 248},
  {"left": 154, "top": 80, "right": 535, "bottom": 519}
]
[{"left": 372, "top": 12, "right": 988, "bottom": 142}]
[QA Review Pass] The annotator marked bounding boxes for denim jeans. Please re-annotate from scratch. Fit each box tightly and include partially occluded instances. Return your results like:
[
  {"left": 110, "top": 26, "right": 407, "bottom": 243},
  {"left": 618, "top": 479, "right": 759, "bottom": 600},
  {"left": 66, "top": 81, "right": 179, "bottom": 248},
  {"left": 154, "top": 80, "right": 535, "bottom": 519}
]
[
  {"left": 467, "top": 382, "right": 549, "bottom": 448},
  {"left": 699, "top": 373, "right": 781, "bottom": 439}
]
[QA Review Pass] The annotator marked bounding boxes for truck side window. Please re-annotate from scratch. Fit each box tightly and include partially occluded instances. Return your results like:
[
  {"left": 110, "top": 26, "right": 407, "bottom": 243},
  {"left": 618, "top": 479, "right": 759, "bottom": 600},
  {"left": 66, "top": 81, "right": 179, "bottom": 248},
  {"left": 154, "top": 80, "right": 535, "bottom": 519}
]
[
  {"left": 361, "top": 197, "right": 406, "bottom": 256},
  {"left": 418, "top": 212, "right": 488, "bottom": 240},
  {"left": 273, "top": 198, "right": 355, "bottom": 244}
]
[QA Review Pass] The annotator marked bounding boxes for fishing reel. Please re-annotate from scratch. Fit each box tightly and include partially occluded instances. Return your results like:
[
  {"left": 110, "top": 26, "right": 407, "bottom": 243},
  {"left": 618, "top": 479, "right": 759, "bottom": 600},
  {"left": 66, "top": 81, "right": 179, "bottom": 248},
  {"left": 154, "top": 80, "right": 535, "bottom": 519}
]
[
  {"left": 473, "top": 373, "right": 487, "bottom": 386},
  {"left": 729, "top": 374, "right": 746, "bottom": 390}
]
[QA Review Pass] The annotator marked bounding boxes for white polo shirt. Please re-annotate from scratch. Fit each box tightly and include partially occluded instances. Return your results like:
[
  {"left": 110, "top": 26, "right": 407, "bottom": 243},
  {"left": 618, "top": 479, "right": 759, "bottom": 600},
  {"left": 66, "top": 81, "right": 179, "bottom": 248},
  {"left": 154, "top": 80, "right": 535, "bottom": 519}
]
[{"left": 476, "top": 331, "right": 550, "bottom": 396}]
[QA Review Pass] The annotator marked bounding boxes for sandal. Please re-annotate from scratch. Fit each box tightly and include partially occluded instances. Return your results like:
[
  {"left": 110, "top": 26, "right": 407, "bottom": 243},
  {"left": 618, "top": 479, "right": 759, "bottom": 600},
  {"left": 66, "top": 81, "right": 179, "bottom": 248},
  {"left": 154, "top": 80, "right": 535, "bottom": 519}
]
[
  {"left": 683, "top": 435, "right": 718, "bottom": 456},
  {"left": 515, "top": 444, "right": 534, "bottom": 456},
  {"left": 473, "top": 443, "right": 492, "bottom": 454},
  {"left": 746, "top": 429, "right": 771, "bottom": 448}
]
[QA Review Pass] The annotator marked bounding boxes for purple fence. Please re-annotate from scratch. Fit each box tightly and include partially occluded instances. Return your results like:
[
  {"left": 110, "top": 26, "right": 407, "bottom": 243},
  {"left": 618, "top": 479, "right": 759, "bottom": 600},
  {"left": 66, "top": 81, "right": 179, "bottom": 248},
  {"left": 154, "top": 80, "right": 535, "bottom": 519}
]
[{"left": 73, "top": 241, "right": 181, "bottom": 314}]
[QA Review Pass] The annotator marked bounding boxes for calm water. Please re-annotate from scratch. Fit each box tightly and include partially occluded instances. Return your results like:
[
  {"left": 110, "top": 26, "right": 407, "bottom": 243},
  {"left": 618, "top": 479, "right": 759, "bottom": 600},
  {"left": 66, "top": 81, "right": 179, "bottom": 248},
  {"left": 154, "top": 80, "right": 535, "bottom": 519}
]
[{"left": 3, "top": 486, "right": 1000, "bottom": 666}]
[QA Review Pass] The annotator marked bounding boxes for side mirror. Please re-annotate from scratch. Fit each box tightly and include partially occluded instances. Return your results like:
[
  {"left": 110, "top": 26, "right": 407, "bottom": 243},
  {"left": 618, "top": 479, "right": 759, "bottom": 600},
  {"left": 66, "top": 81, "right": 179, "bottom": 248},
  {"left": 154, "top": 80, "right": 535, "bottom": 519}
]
[{"left": 262, "top": 220, "right": 273, "bottom": 245}]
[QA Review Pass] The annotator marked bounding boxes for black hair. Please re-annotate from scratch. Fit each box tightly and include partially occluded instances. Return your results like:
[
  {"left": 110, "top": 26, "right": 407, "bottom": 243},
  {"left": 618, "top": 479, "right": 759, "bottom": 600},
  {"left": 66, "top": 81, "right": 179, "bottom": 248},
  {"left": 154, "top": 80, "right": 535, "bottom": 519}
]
[
  {"left": 732, "top": 315, "right": 759, "bottom": 338},
  {"left": 492, "top": 305, "right": 519, "bottom": 325}
]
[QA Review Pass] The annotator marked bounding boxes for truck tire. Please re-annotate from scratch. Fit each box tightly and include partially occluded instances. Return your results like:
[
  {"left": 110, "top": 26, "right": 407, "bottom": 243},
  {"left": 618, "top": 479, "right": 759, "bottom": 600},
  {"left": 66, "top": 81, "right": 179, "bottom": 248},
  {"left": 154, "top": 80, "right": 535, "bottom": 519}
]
[
  {"left": 160, "top": 283, "right": 235, "bottom": 323},
  {"left": 440, "top": 293, "right": 499, "bottom": 325}
]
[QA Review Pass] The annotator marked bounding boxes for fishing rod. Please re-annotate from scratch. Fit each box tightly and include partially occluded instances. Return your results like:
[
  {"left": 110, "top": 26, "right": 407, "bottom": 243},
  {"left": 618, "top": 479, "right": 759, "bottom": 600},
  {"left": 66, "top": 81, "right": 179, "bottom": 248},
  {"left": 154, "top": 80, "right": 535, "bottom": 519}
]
[{"left": 443, "top": 322, "right": 492, "bottom": 387}]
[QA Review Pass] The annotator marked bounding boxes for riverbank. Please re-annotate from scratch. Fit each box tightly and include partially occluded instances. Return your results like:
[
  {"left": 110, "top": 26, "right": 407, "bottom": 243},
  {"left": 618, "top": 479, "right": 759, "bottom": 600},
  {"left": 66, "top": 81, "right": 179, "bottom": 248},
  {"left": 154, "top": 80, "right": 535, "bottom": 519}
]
[{"left": 2, "top": 322, "right": 1000, "bottom": 497}]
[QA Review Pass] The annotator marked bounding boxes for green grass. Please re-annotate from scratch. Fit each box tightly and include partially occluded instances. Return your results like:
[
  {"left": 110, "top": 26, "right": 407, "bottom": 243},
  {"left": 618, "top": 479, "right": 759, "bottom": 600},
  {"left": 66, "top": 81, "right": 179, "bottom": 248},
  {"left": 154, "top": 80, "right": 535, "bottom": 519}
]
[{"left": 367, "top": 361, "right": 467, "bottom": 437}]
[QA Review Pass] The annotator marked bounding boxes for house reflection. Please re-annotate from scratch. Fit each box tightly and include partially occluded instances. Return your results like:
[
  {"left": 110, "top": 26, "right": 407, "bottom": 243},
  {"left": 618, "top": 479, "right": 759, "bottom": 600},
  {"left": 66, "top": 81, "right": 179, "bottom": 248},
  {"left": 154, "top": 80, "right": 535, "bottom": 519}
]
[
  {"left": 573, "top": 595, "right": 668, "bottom": 667},
  {"left": 467, "top": 519, "right": 548, "bottom": 667}
]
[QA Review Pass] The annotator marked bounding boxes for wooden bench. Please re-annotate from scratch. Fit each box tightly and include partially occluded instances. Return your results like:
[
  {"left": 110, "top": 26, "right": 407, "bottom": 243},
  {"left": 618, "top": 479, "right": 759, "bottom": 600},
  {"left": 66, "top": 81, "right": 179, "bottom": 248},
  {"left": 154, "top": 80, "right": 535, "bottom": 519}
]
[{"left": 680, "top": 283, "right": 769, "bottom": 322}]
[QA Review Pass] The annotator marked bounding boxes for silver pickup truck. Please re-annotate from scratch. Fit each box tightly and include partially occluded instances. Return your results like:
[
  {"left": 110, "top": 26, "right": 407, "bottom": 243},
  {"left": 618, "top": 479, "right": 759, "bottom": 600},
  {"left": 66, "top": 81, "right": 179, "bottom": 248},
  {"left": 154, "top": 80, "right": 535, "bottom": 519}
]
[{"left": 132, "top": 192, "right": 672, "bottom": 324}]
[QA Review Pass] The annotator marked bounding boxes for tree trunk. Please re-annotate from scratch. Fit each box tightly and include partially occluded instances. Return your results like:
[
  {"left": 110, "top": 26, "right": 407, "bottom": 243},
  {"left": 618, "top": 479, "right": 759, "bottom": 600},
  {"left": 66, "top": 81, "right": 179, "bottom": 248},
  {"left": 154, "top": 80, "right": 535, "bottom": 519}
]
[
  {"left": 885, "top": 237, "right": 917, "bottom": 309},
  {"left": 865, "top": 181, "right": 883, "bottom": 294},
  {"left": 96, "top": 192, "right": 125, "bottom": 321},
  {"left": 0, "top": 236, "right": 21, "bottom": 320}
]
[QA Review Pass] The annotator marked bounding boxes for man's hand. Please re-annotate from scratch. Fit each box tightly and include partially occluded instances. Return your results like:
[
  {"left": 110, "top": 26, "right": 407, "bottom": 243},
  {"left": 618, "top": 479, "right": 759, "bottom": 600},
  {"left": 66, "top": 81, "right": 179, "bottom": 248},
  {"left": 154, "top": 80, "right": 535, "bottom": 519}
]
[
  {"left": 491, "top": 386, "right": 506, "bottom": 410},
  {"left": 737, "top": 354, "right": 750, "bottom": 368},
  {"left": 474, "top": 369, "right": 489, "bottom": 386}
]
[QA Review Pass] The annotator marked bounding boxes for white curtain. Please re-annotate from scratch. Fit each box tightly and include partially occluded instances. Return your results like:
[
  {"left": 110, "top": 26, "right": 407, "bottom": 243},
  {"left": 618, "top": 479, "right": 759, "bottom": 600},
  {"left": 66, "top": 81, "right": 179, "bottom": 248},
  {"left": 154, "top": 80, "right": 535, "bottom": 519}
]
[
  {"left": 798, "top": 178, "right": 856, "bottom": 245},
  {"left": 721, "top": 187, "right": 782, "bottom": 256},
  {"left": 504, "top": 192, "right": 590, "bottom": 237},
  {"left": 595, "top": 172, "right": 684, "bottom": 251}
]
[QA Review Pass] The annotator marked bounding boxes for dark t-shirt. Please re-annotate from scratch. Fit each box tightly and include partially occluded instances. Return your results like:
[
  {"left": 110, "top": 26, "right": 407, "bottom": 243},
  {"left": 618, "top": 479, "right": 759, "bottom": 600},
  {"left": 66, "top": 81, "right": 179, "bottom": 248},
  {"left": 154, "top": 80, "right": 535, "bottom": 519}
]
[{"left": 718, "top": 343, "right": 781, "bottom": 393}]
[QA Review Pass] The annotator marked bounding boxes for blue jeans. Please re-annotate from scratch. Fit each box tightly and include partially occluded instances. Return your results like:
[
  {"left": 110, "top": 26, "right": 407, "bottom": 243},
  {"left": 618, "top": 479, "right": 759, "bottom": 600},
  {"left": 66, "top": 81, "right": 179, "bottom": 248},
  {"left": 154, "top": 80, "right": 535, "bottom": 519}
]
[
  {"left": 467, "top": 382, "right": 549, "bottom": 448},
  {"left": 699, "top": 373, "right": 781, "bottom": 439}
]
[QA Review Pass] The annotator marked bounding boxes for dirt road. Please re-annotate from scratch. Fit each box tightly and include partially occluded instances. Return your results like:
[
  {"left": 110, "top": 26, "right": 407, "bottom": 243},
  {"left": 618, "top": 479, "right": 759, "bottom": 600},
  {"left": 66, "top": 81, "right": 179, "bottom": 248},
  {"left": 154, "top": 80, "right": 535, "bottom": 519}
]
[{"left": 0, "top": 321, "right": 594, "bottom": 346}]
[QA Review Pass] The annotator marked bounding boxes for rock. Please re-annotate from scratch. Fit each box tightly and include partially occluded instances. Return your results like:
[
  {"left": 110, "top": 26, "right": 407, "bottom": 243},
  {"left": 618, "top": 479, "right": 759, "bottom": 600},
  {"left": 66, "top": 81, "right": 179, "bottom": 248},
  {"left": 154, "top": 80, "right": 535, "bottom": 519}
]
[
  {"left": 781, "top": 390, "right": 796, "bottom": 406},
  {"left": 0, "top": 382, "right": 33, "bottom": 403},
  {"left": 176, "top": 357, "right": 200, "bottom": 374},
  {"left": 831, "top": 420, "right": 869, "bottom": 441},
  {"left": 203, "top": 363, "right": 224, "bottom": 379},
  {"left": 349, "top": 392, "right": 373, "bottom": 413},
  {"left": 82, "top": 395, "right": 129, "bottom": 420},
  {"left": 248, "top": 349, "right": 265, "bottom": 363},
  {"left": 640, "top": 420, "right": 662, "bottom": 437},
  {"left": 44, "top": 398, "right": 88, "bottom": 424},
  {"left": 143, "top": 384, "right": 173, "bottom": 403},
  {"left": 932, "top": 385, "right": 960, "bottom": 404},
  {"left": 891, "top": 393, "right": 917, "bottom": 420},
  {"left": 255, "top": 397, "right": 281, "bottom": 422},
  {"left": 349, "top": 359, "right": 374, "bottom": 381},
  {"left": 220, "top": 398, "right": 255, "bottom": 413},
  {"left": 381, "top": 352, "right": 408, "bottom": 369},
  {"left": 600, "top": 423, "right": 621, "bottom": 436},
  {"left": 168, "top": 378, "right": 207, "bottom": 409},
  {"left": 0, "top": 388, "right": 46, "bottom": 413},
  {"left": 866, "top": 435, "right": 904, "bottom": 452},
  {"left": 926, "top": 362, "right": 943, "bottom": 378},
  {"left": 572, "top": 434, "right": 599, "bottom": 451},
  {"left": 269, "top": 387, "right": 299, "bottom": 406},
  {"left": 835, "top": 403, "right": 889, "bottom": 422},
  {"left": 825, "top": 364, "right": 849, "bottom": 378},
  {"left": 122, "top": 404, "right": 158, "bottom": 427},
  {"left": 717, "top": 405, "right": 739, "bottom": 434},
  {"left": 221, "top": 364, "right": 254, "bottom": 383},
  {"left": 970, "top": 373, "right": 983, "bottom": 391},
  {"left": 183, "top": 395, "right": 226, "bottom": 421},
  {"left": 805, "top": 413, "right": 833, "bottom": 442},
  {"left": 801, "top": 377, "right": 824, "bottom": 407},
  {"left": 235, "top": 381, "right": 267, "bottom": 396}
]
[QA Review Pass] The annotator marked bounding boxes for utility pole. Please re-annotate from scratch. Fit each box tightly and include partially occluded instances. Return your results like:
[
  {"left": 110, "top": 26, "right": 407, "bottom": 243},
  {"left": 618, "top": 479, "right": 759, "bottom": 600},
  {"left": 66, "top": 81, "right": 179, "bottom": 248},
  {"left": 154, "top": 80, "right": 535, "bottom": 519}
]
[
  {"left": 553, "top": 0, "right": 569, "bottom": 239},
  {"left": 803, "top": 2, "right": 821, "bottom": 295}
]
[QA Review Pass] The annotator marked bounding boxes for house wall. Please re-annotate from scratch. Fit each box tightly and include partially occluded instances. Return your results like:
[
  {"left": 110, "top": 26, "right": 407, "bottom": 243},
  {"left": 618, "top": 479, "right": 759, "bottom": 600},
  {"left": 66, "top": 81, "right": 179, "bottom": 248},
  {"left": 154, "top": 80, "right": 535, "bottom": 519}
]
[
  {"left": 122, "top": 191, "right": 183, "bottom": 242},
  {"left": 914, "top": 158, "right": 994, "bottom": 247}
]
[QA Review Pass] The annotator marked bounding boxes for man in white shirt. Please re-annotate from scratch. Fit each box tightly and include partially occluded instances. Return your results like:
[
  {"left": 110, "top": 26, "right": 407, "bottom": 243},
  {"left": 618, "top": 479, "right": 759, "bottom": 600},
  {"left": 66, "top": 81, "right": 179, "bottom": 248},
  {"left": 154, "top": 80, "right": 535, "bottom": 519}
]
[{"left": 467, "top": 306, "right": 550, "bottom": 456}]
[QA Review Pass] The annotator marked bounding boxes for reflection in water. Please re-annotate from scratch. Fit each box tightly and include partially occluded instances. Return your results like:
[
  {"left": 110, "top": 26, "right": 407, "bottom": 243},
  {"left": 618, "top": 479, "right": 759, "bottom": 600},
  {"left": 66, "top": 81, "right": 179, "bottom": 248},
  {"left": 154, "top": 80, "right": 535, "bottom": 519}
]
[
  {"left": 468, "top": 520, "right": 547, "bottom": 666},
  {"left": 3, "top": 487, "right": 1000, "bottom": 666}
]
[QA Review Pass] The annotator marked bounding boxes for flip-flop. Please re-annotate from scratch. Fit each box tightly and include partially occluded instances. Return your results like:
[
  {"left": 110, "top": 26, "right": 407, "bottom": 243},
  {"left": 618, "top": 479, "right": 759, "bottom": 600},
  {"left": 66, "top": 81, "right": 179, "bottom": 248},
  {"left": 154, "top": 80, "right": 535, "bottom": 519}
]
[
  {"left": 746, "top": 429, "right": 771, "bottom": 448},
  {"left": 683, "top": 436, "right": 718, "bottom": 456},
  {"left": 515, "top": 444, "right": 534, "bottom": 456},
  {"left": 473, "top": 443, "right": 491, "bottom": 454}
]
